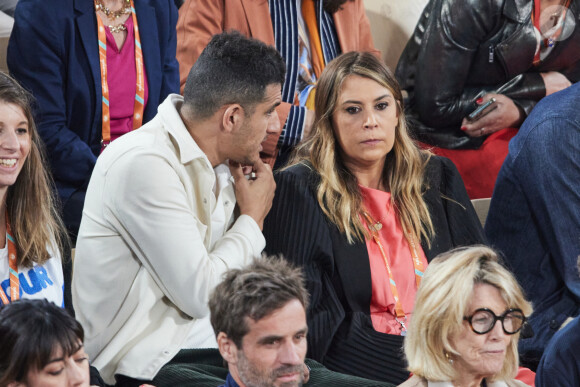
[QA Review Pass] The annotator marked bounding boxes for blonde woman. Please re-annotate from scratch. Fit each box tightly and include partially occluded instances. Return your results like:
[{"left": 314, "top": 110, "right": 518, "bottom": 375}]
[
  {"left": 263, "top": 52, "right": 484, "bottom": 384},
  {"left": 401, "top": 246, "right": 533, "bottom": 387}
]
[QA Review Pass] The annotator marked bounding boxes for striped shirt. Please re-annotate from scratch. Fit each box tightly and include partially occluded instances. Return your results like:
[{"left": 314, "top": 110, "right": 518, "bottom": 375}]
[{"left": 269, "top": 0, "right": 341, "bottom": 147}]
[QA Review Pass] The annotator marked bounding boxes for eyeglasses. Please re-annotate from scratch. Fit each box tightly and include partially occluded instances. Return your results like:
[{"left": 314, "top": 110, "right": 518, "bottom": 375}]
[{"left": 463, "top": 308, "right": 526, "bottom": 335}]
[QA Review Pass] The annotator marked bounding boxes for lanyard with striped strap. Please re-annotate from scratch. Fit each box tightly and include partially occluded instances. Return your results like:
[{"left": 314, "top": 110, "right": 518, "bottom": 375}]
[
  {"left": 0, "top": 213, "right": 19, "bottom": 304},
  {"left": 300, "top": 0, "right": 324, "bottom": 110},
  {"left": 95, "top": 0, "right": 145, "bottom": 147},
  {"left": 362, "top": 210, "right": 425, "bottom": 335}
]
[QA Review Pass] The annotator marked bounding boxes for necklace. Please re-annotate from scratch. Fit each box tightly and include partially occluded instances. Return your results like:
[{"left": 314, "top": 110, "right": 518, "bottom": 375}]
[
  {"left": 367, "top": 211, "right": 389, "bottom": 231},
  {"left": 95, "top": 0, "right": 131, "bottom": 19},
  {"left": 107, "top": 23, "right": 127, "bottom": 34},
  {"left": 360, "top": 185, "right": 391, "bottom": 231}
]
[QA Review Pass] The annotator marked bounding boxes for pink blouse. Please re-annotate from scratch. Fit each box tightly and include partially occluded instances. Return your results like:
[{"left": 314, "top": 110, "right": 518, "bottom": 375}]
[
  {"left": 360, "top": 185, "right": 428, "bottom": 335},
  {"left": 105, "top": 16, "right": 149, "bottom": 143}
]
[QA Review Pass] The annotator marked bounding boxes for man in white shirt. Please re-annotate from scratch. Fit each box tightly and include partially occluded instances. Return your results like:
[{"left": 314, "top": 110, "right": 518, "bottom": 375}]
[{"left": 72, "top": 31, "right": 284, "bottom": 386}]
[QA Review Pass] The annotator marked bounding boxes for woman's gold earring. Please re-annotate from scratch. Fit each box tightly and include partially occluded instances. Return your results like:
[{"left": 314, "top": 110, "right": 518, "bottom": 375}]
[{"left": 445, "top": 351, "right": 454, "bottom": 365}]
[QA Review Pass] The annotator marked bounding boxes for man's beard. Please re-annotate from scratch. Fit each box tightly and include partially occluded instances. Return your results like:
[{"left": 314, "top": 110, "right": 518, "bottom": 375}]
[
  {"left": 236, "top": 350, "right": 304, "bottom": 387},
  {"left": 231, "top": 121, "right": 262, "bottom": 167}
]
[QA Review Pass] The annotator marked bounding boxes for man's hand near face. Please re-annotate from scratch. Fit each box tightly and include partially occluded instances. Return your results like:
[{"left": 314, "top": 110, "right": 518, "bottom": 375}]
[{"left": 229, "top": 159, "right": 276, "bottom": 230}]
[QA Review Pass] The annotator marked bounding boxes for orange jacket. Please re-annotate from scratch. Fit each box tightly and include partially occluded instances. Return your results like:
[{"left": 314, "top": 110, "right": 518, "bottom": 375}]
[{"left": 176, "top": 0, "right": 379, "bottom": 165}]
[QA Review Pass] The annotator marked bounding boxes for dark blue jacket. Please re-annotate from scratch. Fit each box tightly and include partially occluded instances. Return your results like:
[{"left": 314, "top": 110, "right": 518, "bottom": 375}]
[
  {"left": 536, "top": 316, "right": 580, "bottom": 387},
  {"left": 7, "top": 0, "right": 180, "bottom": 205},
  {"left": 486, "top": 83, "right": 580, "bottom": 368}
]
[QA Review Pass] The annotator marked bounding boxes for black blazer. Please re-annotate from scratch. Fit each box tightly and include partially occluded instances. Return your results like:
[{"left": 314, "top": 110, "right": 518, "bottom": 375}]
[{"left": 263, "top": 156, "right": 485, "bottom": 384}]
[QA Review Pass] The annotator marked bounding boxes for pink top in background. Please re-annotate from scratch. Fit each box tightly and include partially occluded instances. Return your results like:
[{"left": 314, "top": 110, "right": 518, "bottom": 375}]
[
  {"left": 360, "top": 185, "right": 428, "bottom": 335},
  {"left": 105, "top": 16, "right": 149, "bottom": 143}
]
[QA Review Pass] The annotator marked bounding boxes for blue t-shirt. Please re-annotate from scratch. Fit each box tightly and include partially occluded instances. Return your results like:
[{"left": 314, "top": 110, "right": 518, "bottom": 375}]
[
  {"left": 0, "top": 244, "right": 64, "bottom": 306},
  {"left": 219, "top": 373, "right": 240, "bottom": 387}
]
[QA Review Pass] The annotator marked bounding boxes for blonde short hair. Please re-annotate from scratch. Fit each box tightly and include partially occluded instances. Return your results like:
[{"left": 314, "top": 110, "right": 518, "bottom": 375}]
[{"left": 404, "top": 246, "right": 532, "bottom": 382}]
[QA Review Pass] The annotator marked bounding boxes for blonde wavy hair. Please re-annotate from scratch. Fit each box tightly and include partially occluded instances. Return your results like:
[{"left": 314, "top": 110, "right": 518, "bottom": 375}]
[
  {"left": 289, "top": 51, "right": 433, "bottom": 245},
  {"left": 404, "top": 246, "right": 533, "bottom": 382},
  {"left": 0, "top": 73, "right": 68, "bottom": 267}
]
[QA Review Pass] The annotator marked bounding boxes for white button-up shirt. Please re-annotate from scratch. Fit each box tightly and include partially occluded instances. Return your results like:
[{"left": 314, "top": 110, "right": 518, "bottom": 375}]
[{"left": 73, "top": 94, "right": 265, "bottom": 384}]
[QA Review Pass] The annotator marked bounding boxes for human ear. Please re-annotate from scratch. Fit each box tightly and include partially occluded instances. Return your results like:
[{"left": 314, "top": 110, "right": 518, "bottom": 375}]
[
  {"left": 217, "top": 332, "right": 239, "bottom": 365},
  {"left": 222, "top": 104, "right": 244, "bottom": 134},
  {"left": 7, "top": 381, "right": 25, "bottom": 387}
]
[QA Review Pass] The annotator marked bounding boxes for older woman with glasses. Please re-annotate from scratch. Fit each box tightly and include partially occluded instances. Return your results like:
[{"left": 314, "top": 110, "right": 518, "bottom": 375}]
[{"left": 400, "top": 246, "right": 532, "bottom": 387}]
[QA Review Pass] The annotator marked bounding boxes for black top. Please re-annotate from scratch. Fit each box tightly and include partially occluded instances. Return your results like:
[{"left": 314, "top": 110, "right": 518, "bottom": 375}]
[{"left": 263, "top": 156, "right": 485, "bottom": 384}]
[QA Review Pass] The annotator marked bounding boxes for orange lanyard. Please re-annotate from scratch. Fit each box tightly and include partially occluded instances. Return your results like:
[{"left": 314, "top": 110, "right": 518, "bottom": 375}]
[
  {"left": 362, "top": 210, "right": 425, "bottom": 334},
  {"left": 301, "top": 0, "right": 325, "bottom": 79},
  {"left": 95, "top": 0, "right": 145, "bottom": 147},
  {"left": 0, "top": 213, "right": 19, "bottom": 304}
]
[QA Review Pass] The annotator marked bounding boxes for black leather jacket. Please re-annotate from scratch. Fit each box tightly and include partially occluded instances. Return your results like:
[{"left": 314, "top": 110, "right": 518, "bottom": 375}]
[{"left": 395, "top": 0, "right": 580, "bottom": 149}]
